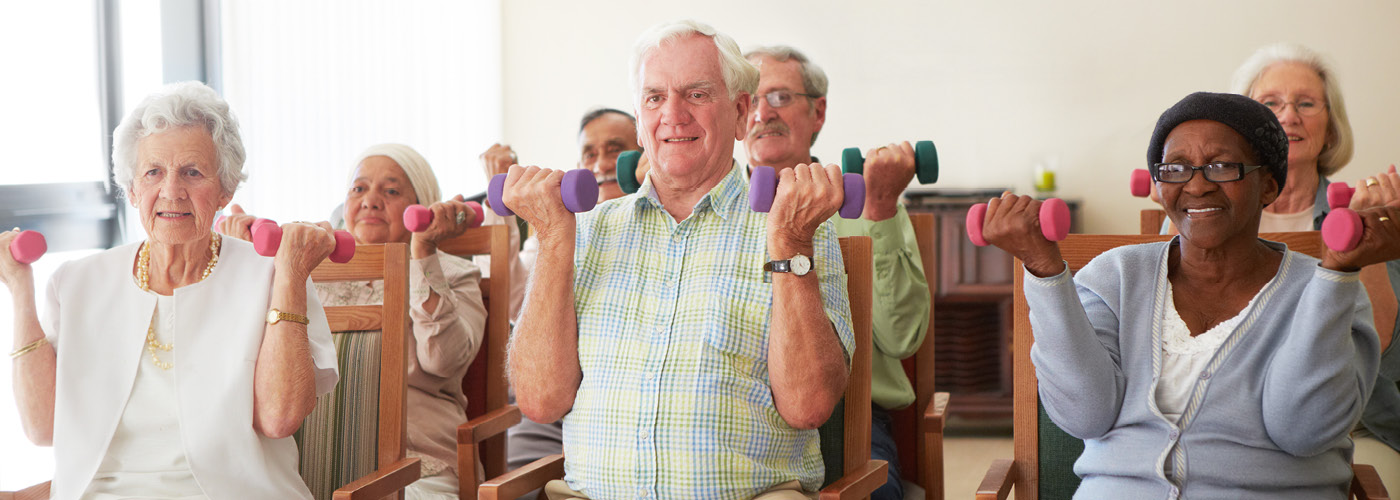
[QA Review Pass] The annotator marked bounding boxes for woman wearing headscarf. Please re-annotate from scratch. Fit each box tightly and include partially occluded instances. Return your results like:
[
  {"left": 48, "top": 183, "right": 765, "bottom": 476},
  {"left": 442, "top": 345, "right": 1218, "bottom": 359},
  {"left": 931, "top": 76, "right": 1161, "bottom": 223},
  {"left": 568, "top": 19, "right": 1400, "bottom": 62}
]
[
  {"left": 982, "top": 92, "right": 1400, "bottom": 498},
  {"left": 220, "top": 143, "right": 487, "bottom": 498},
  {"left": 1, "top": 81, "right": 340, "bottom": 499}
]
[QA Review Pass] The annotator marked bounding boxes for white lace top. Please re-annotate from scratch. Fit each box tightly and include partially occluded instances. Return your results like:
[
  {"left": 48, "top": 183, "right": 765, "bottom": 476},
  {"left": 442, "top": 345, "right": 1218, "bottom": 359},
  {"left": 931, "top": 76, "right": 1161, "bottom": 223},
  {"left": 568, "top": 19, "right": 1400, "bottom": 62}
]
[{"left": 1156, "top": 282, "right": 1265, "bottom": 425}]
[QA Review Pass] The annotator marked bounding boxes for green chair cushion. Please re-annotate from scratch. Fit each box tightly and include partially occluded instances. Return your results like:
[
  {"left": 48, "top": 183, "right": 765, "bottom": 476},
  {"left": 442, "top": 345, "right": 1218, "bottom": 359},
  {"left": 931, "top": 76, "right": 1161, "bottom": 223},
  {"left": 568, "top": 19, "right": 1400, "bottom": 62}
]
[
  {"left": 1037, "top": 401, "right": 1084, "bottom": 500},
  {"left": 294, "top": 331, "right": 382, "bottom": 500}
]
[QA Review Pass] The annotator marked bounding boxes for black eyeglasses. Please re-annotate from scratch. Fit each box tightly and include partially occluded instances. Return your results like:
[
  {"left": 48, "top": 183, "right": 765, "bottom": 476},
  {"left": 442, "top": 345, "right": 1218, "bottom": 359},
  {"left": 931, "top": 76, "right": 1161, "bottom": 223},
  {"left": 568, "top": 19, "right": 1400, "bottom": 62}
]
[
  {"left": 1150, "top": 162, "right": 1264, "bottom": 183},
  {"left": 750, "top": 90, "right": 818, "bottom": 109}
]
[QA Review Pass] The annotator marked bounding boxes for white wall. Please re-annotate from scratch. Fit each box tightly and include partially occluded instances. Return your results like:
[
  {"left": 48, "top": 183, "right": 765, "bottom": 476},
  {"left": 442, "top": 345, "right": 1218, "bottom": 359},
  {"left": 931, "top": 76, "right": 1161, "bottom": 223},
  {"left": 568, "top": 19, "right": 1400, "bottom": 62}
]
[{"left": 500, "top": 0, "right": 1400, "bottom": 234}]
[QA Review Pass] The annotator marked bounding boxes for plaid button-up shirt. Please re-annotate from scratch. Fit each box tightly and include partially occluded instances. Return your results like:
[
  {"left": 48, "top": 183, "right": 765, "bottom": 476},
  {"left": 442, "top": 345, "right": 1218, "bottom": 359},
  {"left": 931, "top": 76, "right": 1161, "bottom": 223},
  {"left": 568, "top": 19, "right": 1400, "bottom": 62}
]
[{"left": 560, "top": 162, "right": 855, "bottom": 500}]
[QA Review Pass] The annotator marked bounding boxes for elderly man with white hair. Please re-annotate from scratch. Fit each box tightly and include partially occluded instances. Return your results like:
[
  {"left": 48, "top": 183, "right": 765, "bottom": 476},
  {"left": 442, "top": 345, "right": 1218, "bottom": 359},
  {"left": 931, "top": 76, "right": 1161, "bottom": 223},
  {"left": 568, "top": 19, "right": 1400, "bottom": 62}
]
[{"left": 503, "top": 20, "right": 855, "bottom": 500}]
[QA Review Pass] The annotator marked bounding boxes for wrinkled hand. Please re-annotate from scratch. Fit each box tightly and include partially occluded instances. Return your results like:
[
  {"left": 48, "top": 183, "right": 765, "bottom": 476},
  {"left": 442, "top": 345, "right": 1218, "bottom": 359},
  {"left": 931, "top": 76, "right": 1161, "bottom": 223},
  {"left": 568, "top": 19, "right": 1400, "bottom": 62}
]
[
  {"left": 215, "top": 203, "right": 259, "bottom": 242},
  {"left": 863, "top": 142, "right": 917, "bottom": 221},
  {"left": 1349, "top": 165, "right": 1400, "bottom": 211},
  {"left": 0, "top": 228, "right": 34, "bottom": 292},
  {"left": 273, "top": 221, "right": 336, "bottom": 281},
  {"left": 410, "top": 195, "right": 473, "bottom": 257},
  {"left": 480, "top": 144, "right": 518, "bottom": 181},
  {"left": 1322, "top": 205, "right": 1400, "bottom": 272},
  {"left": 981, "top": 192, "right": 1065, "bottom": 277},
  {"left": 767, "top": 163, "right": 844, "bottom": 256},
  {"left": 501, "top": 165, "right": 574, "bottom": 240}
]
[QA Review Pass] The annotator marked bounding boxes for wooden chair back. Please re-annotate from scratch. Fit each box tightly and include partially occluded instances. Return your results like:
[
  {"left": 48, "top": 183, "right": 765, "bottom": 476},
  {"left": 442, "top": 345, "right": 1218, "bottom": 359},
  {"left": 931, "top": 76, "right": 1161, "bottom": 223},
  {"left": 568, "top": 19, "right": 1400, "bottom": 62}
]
[
  {"left": 890, "top": 213, "right": 944, "bottom": 499},
  {"left": 831, "top": 235, "right": 875, "bottom": 487}
]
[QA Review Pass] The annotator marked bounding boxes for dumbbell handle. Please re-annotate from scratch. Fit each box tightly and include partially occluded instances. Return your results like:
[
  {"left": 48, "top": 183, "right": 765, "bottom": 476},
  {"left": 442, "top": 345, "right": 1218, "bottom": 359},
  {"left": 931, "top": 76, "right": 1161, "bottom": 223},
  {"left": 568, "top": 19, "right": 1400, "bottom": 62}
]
[
  {"left": 966, "top": 198, "right": 1071, "bottom": 247},
  {"left": 251, "top": 221, "right": 356, "bottom": 264},
  {"left": 487, "top": 170, "right": 599, "bottom": 217},
  {"left": 403, "top": 201, "right": 485, "bottom": 232},
  {"left": 8, "top": 230, "right": 47, "bottom": 265}
]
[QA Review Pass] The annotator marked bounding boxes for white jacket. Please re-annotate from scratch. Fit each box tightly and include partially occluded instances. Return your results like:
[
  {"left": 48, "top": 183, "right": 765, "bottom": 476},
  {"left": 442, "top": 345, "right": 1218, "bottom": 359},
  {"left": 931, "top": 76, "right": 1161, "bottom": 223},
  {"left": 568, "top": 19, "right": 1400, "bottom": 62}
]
[{"left": 40, "top": 237, "right": 338, "bottom": 500}]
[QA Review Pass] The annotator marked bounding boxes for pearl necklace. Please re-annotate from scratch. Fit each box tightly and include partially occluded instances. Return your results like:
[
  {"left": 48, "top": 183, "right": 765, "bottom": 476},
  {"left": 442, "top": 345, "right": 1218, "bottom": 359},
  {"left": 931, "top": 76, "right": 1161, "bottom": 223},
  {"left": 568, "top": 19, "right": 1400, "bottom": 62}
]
[{"left": 136, "top": 233, "right": 221, "bottom": 370}]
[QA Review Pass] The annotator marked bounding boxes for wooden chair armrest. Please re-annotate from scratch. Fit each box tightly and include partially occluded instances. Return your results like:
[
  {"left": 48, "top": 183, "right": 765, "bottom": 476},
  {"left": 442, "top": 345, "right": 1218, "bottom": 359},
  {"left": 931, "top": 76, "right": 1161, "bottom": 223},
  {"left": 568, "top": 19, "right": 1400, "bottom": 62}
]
[
  {"left": 975, "top": 458, "right": 1016, "bottom": 500},
  {"left": 817, "top": 460, "right": 888, "bottom": 500},
  {"left": 332, "top": 457, "right": 422, "bottom": 500},
  {"left": 479, "top": 454, "right": 565, "bottom": 500},
  {"left": 1352, "top": 463, "right": 1390, "bottom": 500},
  {"left": 458, "top": 404, "right": 522, "bottom": 444},
  {"left": 922, "top": 391, "right": 950, "bottom": 500},
  {"left": 1, "top": 480, "right": 51, "bottom": 500},
  {"left": 923, "top": 391, "right": 949, "bottom": 430}
]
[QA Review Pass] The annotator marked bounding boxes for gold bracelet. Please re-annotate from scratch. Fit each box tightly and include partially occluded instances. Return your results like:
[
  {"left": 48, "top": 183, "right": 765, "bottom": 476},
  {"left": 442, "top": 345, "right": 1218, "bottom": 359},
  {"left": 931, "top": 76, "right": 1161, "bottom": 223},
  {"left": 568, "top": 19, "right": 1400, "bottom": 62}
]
[{"left": 10, "top": 337, "right": 48, "bottom": 359}]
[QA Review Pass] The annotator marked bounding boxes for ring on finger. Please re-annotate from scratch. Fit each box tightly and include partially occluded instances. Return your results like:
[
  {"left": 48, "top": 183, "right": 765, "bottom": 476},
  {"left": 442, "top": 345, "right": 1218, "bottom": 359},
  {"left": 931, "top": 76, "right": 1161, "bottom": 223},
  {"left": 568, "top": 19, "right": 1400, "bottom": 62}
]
[
  {"left": 1367, "top": 178, "right": 1379, "bottom": 187},
  {"left": 1382, "top": 216, "right": 1392, "bottom": 222},
  {"left": 455, "top": 210, "right": 467, "bottom": 225}
]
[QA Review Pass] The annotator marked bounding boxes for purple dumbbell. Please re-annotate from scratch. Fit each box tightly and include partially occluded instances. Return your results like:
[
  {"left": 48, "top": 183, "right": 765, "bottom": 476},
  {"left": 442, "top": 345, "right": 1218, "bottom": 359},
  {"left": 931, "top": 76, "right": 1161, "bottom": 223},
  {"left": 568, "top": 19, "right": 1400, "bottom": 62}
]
[
  {"left": 404, "top": 201, "right": 485, "bottom": 232},
  {"left": 747, "top": 166, "right": 865, "bottom": 219},
  {"left": 251, "top": 219, "right": 356, "bottom": 264},
  {"left": 8, "top": 230, "right": 47, "bottom": 264},
  {"left": 965, "top": 198, "right": 1070, "bottom": 247},
  {"left": 1322, "top": 183, "right": 1362, "bottom": 251},
  {"left": 487, "top": 169, "right": 599, "bottom": 217}
]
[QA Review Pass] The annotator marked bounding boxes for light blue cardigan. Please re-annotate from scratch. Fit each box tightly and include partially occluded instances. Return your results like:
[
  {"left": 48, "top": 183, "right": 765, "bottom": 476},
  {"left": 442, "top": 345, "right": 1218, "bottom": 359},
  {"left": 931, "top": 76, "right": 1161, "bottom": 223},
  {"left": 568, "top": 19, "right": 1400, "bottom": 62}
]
[{"left": 1025, "top": 238, "right": 1381, "bottom": 499}]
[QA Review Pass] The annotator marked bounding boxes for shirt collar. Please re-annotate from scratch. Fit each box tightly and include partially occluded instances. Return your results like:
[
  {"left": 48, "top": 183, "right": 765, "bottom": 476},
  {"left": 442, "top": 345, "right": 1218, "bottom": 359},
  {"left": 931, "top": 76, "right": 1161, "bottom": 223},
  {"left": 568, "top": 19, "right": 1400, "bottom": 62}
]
[{"left": 633, "top": 160, "right": 746, "bottom": 221}]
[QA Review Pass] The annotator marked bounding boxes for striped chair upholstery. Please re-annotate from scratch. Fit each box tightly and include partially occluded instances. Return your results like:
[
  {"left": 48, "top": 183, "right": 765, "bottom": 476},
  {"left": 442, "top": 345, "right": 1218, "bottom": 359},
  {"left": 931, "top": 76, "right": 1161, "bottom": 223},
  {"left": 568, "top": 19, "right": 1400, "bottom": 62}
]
[{"left": 295, "top": 331, "right": 383, "bottom": 500}]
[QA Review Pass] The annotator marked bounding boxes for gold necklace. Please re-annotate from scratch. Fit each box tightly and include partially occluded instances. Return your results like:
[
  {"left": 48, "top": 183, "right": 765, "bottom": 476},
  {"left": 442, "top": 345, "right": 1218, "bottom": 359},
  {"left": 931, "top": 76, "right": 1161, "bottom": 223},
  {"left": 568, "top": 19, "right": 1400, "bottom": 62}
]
[{"left": 136, "top": 233, "right": 221, "bottom": 369}]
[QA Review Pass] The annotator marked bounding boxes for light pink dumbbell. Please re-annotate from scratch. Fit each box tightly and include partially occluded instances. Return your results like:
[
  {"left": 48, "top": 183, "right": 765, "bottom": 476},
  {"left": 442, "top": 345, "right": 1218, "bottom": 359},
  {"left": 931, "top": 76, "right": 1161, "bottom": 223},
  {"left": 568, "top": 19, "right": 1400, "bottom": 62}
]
[
  {"left": 966, "top": 198, "right": 1071, "bottom": 247},
  {"left": 1322, "top": 183, "right": 1363, "bottom": 251},
  {"left": 403, "top": 201, "right": 485, "bottom": 233},
  {"left": 251, "top": 218, "right": 357, "bottom": 263},
  {"left": 8, "top": 230, "right": 47, "bottom": 264},
  {"left": 1130, "top": 169, "right": 1152, "bottom": 198}
]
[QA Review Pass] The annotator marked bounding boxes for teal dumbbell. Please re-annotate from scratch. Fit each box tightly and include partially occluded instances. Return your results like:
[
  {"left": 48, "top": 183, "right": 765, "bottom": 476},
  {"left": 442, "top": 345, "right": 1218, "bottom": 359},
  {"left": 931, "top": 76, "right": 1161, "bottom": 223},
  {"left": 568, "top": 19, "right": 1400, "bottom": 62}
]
[
  {"left": 841, "top": 140, "right": 939, "bottom": 184},
  {"left": 616, "top": 150, "right": 644, "bottom": 194}
]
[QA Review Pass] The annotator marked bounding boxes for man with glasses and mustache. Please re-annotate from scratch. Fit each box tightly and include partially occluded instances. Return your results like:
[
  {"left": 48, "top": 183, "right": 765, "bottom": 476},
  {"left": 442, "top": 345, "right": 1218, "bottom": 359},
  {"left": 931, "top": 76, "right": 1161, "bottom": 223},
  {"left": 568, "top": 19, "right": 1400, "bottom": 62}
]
[{"left": 743, "top": 45, "right": 931, "bottom": 500}]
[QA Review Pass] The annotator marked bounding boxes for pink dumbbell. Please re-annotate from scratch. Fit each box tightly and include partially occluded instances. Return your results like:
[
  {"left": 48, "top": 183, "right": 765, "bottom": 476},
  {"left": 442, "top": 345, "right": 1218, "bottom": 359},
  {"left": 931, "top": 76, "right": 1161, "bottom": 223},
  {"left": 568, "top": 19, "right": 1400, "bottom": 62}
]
[
  {"left": 1130, "top": 169, "right": 1152, "bottom": 197},
  {"left": 8, "top": 230, "right": 47, "bottom": 264},
  {"left": 1322, "top": 183, "right": 1363, "bottom": 251},
  {"left": 965, "top": 198, "right": 1071, "bottom": 247},
  {"left": 403, "top": 201, "right": 485, "bottom": 232},
  {"left": 748, "top": 165, "right": 865, "bottom": 219},
  {"left": 250, "top": 219, "right": 357, "bottom": 263},
  {"left": 487, "top": 170, "right": 598, "bottom": 217}
]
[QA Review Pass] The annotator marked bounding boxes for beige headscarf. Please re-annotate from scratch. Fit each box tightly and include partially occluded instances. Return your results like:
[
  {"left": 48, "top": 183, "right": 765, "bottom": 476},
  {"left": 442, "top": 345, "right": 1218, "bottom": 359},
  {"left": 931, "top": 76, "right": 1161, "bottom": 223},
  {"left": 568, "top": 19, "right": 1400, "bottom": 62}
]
[{"left": 350, "top": 143, "right": 442, "bottom": 205}]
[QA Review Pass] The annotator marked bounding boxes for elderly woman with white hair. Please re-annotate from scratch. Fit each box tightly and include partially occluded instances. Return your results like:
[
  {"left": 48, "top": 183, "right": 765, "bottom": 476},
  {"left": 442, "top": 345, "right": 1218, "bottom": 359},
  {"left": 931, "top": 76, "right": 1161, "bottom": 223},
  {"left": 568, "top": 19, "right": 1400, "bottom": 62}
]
[
  {"left": 221, "top": 143, "right": 488, "bottom": 498},
  {"left": 1231, "top": 42, "right": 1400, "bottom": 476},
  {"left": 0, "top": 81, "right": 340, "bottom": 499}
]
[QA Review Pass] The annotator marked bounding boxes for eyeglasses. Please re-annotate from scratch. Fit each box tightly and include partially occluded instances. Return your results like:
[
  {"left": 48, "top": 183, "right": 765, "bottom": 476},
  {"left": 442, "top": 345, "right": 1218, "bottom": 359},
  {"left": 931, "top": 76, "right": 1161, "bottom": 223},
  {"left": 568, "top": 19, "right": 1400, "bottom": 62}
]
[
  {"left": 1150, "top": 162, "right": 1264, "bottom": 183},
  {"left": 1256, "top": 97, "right": 1326, "bottom": 117},
  {"left": 751, "top": 90, "right": 818, "bottom": 109}
]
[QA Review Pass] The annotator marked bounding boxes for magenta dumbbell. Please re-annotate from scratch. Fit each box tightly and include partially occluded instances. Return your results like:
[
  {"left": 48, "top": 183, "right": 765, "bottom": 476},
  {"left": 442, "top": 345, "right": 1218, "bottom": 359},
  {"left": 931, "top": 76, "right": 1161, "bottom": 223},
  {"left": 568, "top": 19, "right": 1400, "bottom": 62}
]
[
  {"left": 965, "top": 198, "right": 1070, "bottom": 247},
  {"left": 403, "top": 201, "right": 485, "bottom": 232},
  {"left": 8, "top": 230, "right": 47, "bottom": 264},
  {"left": 1130, "top": 169, "right": 1153, "bottom": 198},
  {"left": 1322, "top": 183, "right": 1363, "bottom": 251},
  {"left": 748, "top": 166, "right": 865, "bottom": 219},
  {"left": 487, "top": 169, "right": 598, "bottom": 217},
  {"left": 250, "top": 219, "right": 357, "bottom": 263}
]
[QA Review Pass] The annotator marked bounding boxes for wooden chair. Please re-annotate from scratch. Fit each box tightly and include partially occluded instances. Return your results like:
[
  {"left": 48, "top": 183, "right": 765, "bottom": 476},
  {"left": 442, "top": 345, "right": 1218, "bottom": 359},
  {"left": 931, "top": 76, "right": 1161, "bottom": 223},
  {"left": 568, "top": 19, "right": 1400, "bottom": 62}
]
[
  {"left": 975, "top": 232, "right": 1391, "bottom": 500},
  {"left": 300, "top": 241, "right": 421, "bottom": 500},
  {"left": 887, "top": 212, "right": 950, "bottom": 500},
  {"left": 477, "top": 236, "right": 889, "bottom": 500},
  {"left": 0, "top": 482, "right": 48, "bottom": 500},
  {"left": 436, "top": 224, "right": 520, "bottom": 500}
]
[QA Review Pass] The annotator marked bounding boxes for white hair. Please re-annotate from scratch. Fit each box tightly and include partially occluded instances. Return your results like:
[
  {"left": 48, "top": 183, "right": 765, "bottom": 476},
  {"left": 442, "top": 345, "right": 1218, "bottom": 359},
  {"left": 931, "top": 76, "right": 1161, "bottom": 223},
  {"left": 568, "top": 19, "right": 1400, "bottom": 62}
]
[
  {"left": 744, "top": 45, "right": 829, "bottom": 98},
  {"left": 1231, "top": 42, "right": 1354, "bottom": 176},
  {"left": 112, "top": 81, "right": 246, "bottom": 199},
  {"left": 629, "top": 20, "right": 759, "bottom": 101}
]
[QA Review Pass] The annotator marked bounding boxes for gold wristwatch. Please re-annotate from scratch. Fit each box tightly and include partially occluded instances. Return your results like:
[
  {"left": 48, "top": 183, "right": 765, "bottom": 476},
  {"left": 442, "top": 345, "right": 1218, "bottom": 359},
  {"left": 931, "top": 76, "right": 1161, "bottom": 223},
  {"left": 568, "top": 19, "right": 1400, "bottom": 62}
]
[{"left": 266, "top": 308, "right": 310, "bottom": 325}]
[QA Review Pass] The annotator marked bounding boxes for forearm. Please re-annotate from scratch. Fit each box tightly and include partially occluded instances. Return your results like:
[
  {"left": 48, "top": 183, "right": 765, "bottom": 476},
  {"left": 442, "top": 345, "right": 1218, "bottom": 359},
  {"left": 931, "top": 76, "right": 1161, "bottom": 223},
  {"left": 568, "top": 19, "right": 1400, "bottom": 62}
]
[
  {"left": 508, "top": 229, "right": 580, "bottom": 423},
  {"left": 1024, "top": 266, "right": 1124, "bottom": 439},
  {"left": 253, "top": 273, "right": 318, "bottom": 438},
  {"left": 866, "top": 207, "right": 931, "bottom": 358},
  {"left": 768, "top": 246, "right": 847, "bottom": 430},
  {"left": 1264, "top": 268, "right": 1380, "bottom": 455},
  {"left": 11, "top": 277, "right": 54, "bottom": 446}
]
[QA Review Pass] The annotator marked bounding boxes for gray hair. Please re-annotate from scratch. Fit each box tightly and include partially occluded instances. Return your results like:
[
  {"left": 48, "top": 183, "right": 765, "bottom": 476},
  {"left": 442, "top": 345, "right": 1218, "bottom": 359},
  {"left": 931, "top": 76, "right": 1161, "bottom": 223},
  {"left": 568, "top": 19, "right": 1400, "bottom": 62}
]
[
  {"left": 743, "top": 45, "right": 829, "bottom": 98},
  {"left": 629, "top": 20, "right": 759, "bottom": 101},
  {"left": 1231, "top": 42, "right": 1354, "bottom": 177},
  {"left": 112, "top": 81, "right": 247, "bottom": 199}
]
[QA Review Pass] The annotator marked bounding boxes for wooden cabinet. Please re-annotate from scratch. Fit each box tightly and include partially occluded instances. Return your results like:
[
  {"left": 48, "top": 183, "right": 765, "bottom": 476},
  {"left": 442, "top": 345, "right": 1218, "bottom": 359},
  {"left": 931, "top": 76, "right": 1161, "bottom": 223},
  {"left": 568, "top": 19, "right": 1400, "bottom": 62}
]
[{"left": 906, "top": 190, "right": 1078, "bottom": 426}]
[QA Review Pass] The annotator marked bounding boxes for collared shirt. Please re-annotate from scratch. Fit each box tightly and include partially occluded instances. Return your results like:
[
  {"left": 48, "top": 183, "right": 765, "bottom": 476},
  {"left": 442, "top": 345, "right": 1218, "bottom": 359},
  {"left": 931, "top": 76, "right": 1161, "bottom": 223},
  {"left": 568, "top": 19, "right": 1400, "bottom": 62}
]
[{"left": 561, "top": 162, "right": 855, "bottom": 500}]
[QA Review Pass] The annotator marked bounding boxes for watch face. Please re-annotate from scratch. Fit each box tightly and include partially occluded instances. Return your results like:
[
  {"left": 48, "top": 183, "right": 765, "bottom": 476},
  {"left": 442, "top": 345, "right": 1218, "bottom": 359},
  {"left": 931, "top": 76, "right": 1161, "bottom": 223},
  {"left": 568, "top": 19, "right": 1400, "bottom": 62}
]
[
  {"left": 791, "top": 254, "right": 812, "bottom": 276},
  {"left": 267, "top": 309, "right": 280, "bottom": 324}
]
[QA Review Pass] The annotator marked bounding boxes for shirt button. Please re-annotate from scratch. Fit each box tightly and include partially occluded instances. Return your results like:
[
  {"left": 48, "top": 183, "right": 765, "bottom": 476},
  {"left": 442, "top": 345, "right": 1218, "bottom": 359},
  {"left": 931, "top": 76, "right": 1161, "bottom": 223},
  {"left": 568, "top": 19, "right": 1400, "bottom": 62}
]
[
  {"left": 1200, "top": 371, "right": 1211, "bottom": 380},
  {"left": 1169, "top": 430, "right": 1179, "bottom": 440}
]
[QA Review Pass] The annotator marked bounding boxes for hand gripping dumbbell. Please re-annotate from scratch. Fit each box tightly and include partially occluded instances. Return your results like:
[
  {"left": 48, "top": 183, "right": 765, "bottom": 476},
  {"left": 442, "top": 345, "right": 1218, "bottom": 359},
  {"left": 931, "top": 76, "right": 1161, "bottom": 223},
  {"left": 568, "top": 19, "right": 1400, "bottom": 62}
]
[
  {"left": 403, "top": 201, "right": 485, "bottom": 232},
  {"left": 747, "top": 165, "right": 865, "bottom": 219},
  {"left": 1321, "top": 182, "right": 1363, "bottom": 251},
  {"left": 841, "top": 140, "right": 940, "bottom": 184},
  {"left": 965, "top": 198, "right": 1071, "bottom": 247},
  {"left": 487, "top": 169, "right": 599, "bottom": 217},
  {"left": 8, "top": 230, "right": 47, "bottom": 264},
  {"left": 1130, "top": 169, "right": 1153, "bottom": 198},
  {"left": 248, "top": 218, "right": 356, "bottom": 263},
  {"left": 616, "top": 150, "right": 645, "bottom": 195}
]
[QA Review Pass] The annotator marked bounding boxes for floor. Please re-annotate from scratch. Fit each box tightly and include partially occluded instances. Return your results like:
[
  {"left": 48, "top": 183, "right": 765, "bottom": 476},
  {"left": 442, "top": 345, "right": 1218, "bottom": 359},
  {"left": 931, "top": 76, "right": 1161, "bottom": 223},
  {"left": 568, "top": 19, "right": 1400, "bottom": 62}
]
[{"left": 936, "top": 436, "right": 1015, "bottom": 499}]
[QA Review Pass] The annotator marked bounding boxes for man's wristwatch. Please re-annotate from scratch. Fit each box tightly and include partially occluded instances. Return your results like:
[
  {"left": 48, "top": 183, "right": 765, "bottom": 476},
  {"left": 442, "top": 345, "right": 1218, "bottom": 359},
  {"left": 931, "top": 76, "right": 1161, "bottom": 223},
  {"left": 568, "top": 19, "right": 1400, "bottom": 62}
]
[
  {"left": 764, "top": 254, "right": 812, "bottom": 277},
  {"left": 266, "top": 308, "right": 310, "bottom": 326}
]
